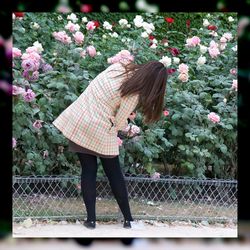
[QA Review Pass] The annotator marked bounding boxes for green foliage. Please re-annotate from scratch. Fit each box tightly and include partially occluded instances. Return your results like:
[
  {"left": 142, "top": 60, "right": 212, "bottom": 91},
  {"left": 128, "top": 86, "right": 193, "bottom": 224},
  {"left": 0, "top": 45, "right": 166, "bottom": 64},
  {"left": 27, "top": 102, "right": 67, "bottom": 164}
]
[{"left": 13, "top": 12, "right": 237, "bottom": 179}]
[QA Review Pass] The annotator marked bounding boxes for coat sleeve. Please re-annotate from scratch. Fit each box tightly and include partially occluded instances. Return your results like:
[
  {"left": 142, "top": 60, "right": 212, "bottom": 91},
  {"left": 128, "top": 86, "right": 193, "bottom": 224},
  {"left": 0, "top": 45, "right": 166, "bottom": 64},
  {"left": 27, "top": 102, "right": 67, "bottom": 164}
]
[{"left": 110, "top": 94, "right": 139, "bottom": 132}]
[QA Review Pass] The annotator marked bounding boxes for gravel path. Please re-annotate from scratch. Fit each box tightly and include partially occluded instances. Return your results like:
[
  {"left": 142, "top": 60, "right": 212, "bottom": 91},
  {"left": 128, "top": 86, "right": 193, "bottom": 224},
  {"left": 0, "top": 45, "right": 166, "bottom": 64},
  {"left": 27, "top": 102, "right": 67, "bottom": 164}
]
[{"left": 12, "top": 220, "right": 237, "bottom": 238}]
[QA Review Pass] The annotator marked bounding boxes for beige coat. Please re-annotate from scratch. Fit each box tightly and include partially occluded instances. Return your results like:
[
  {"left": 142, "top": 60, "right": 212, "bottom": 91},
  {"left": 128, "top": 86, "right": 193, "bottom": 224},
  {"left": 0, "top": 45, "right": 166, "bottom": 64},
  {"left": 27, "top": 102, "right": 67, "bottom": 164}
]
[{"left": 52, "top": 62, "right": 139, "bottom": 156}]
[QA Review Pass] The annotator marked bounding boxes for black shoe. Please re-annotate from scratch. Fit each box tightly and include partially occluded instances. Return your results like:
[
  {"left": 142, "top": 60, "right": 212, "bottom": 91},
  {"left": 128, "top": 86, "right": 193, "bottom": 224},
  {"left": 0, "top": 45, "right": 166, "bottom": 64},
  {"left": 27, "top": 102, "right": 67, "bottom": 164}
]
[
  {"left": 123, "top": 220, "right": 132, "bottom": 229},
  {"left": 83, "top": 220, "right": 96, "bottom": 229}
]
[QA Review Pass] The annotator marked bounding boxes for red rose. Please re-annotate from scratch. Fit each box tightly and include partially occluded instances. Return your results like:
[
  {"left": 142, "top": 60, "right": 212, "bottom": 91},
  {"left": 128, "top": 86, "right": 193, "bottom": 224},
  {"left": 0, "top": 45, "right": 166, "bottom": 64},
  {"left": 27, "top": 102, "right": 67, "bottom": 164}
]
[
  {"left": 207, "top": 25, "right": 217, "bottom": 31},
  {"left": 186, "top": 19, "right": 191, "bottom": 28},
  {"left": 149, "top": 35, "right": 155, "bottom": 40},
  {"left": 168, "top": 47, "right": 180, "bottom": 56},
  {"left": 165, "top": 17, "right": 174, "bottom": 24},
  {"left": 167, "top": 68, "right": 176, "bottom": 75},
  {"left": 93, "top": 20, "right": 100, "bottom": 28},
  {"left": 14, "top": 12, "right": 24, "bottom": 17},
  {"left": 80, "top": 4, "right": 93, "bottom": 12}
]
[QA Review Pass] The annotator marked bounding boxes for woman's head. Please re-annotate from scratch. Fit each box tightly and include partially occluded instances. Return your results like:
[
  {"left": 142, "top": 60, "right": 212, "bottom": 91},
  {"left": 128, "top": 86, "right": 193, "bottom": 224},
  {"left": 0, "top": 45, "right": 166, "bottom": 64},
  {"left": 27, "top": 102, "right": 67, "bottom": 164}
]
[{"left": 116, "top": 60, "right": 168, "bottom": 124}]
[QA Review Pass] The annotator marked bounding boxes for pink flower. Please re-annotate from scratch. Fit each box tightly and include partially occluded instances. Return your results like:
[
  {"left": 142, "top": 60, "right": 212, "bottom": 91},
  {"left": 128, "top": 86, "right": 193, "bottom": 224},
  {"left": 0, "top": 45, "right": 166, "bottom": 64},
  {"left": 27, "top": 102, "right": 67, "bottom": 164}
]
[
  {"left": 178, "top": 72, "right": 189, "bottom": 82},
  {"left": 21, "top": 51, "right": 41, "bottom": 62},
  {"left": 52, "top": 31, "right": 72, "bottom": 44},
  {"left": 86, "top": 46, "right": 96, "bottom": 57},
  {"left": 186, "top": 36, "right": 200, "bottom": 47},
  {"left": 12, "top": 85, "right": 25, "bottom": 95},
  {"left": 178, "top": 63, "right": 189, "bottom": 73},
  {"left": 65, "top": 21, "right": 80, "bottom": 32},
  {"left": 151, "top": 172, "right": 160, "bottom": 179},
  {"left": 73, "top": 31, "right": 84, "bottom": 44},
  {"left": 33, "top": 120, "right": 43, "bottom": 129},
  {"left": 80, "top": 4, "right": 93, "bottom": 12},
  {"left": 107, "top": 50, "right": 134, "bottom": 64},
  {"left": 208, "top": 112, "right": 220, "bottom": 123},
  {"left": 222, "top": 32, "right": 233, "bottom": 41},
  {"left": 12, "top": 137, "right": 17, "bottom": 148},
  {"left": 22, "top": 89, "right": 36, "bottom": 102},
  {"left": 163, "top": 110, "right": 169, "bottom": 116},
  {"left": 131, "top": 125, "right": 140, "bottom": 134},
  {"left": 13, "top": 47, "right": 22, "bottom": 58},
  {"left": 232, "top": 79, "right": 237, "bottom": 91},
  {"left": 230, "top": 68, "right": 237, "bottom": 75},
  {"left": 22, "top": 70, "right": 39, "bottom": 81},
  {"left": 220, "top": 36, "right": 227, "bottom": 43},
  {"left": 80, "top": 50, "right": 87, "bottom": 58},
  {"left": 208, "top": 47, "right": 220, "bottom": 58},
  {"left": 86, "top": 21, "right": 96, "bottom": 30},
  {"left": 21, "top": 59, "right": 40, "bottom": 71},
  {"left": 26, "top": 46, "right": 39, "bottom": 54},
  {"left": 122, "top": 125, "right": 131, "bottom": 133},
  {"left": 117, "top": 137, "right": 123, "bottom": 146}
]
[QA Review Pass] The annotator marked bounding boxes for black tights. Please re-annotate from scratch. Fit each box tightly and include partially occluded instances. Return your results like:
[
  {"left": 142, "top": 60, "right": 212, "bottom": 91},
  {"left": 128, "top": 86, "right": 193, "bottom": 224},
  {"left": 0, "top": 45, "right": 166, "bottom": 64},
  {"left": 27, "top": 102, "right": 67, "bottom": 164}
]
[{"left": 76, "top": 152, "right": 133, "bottom": 222}]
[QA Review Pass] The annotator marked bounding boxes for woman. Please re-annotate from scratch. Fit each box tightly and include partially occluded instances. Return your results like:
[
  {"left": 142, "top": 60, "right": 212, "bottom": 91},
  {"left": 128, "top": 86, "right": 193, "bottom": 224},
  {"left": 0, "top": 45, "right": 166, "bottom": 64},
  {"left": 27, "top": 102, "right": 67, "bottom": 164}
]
[{"left": 52, "top": 60, "right": 168, "bottom": 229}]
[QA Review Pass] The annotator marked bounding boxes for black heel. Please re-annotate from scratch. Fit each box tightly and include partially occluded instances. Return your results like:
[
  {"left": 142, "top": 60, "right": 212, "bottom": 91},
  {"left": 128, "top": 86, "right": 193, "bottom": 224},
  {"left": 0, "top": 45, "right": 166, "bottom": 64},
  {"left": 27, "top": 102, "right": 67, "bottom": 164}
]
[
  {"left": 83, "top": 220, "right": 96, "bottom": 229},
  {"left": 123, "top": 220, "right": 132, "bottom": 229}
]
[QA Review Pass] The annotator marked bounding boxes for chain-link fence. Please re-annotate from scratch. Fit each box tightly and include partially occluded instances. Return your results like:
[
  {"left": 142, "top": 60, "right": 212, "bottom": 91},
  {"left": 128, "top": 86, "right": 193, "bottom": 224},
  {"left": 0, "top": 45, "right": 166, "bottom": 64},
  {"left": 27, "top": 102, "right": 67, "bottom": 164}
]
[{"left": 13, "top": 175, "right": 237, "bottom": 223}]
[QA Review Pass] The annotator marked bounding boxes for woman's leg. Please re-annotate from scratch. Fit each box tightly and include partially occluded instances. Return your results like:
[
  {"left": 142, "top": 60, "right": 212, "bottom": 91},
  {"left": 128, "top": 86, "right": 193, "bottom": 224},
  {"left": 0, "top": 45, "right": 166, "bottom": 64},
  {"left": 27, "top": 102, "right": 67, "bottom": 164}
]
[
  {"left": 76, "top": 152, "right": 98, "bottom": 222},
  {"left": 100, "top": 156, "right": 133, "bottom": 221}
]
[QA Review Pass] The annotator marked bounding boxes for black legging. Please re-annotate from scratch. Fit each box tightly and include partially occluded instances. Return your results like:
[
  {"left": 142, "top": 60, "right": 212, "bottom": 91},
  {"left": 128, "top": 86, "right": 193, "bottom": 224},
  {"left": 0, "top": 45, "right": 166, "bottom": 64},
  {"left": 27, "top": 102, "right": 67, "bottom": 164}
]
[{"left": 76, "top": 152, "right": 133, "bottom": 222}]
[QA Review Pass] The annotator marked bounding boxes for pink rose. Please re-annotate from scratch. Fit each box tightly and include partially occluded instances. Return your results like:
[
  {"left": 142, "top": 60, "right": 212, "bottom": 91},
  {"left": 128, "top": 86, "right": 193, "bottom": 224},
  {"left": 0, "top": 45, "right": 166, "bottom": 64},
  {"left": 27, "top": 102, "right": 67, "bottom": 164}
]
[
  {"left": 73, "top": 31, "right": 84, "bottom": 44},
  {"left": 163, "top": 110, "right": 169, "bottom": 116},
  {"left": 117, "top": 136, "right": 123, "bottom": 146},
  {"left": 86, "top": 21, "right": 96, "bottom": 30},
  {"left": 33, "top": 120, "right": 43, "bottom": 129},
  {"left": 26, "top": 46, "right": 39, "bottom": 54},
  {"left": 21, "top": 51, "right": 41, "bottom": 62},
  {"left": 21, "top": 59, "right": 40, "bottom": 71},
  {"left": 208, "top": 112, "right": 220, "bottom": 123},
  {"left": 220, "top": 37, "right": 227, "bottom": 43},
  {"left": 80, "top": 50, "right": 87, "bottom": 58},
  {"left": 131, "top": 125, "right": 140, "bottom": 134},
  {"left": 151, "top": 172, "right": 160, "bottom": 179},
  {"left": 178, "top": 72, "right": 189, "bottom": 82},
  {"left": 65, "top": 21, "right": 80, "bottom": 32},
  {"left": 53, "top": 31, "right": 72, "bottom": 44},
  {"left": 86, "top": 46, "right": 96, "bottom": 57},
  {"left": 208, "top": 47, "right": 220, "bottom": 58},
  {"left": 12, "top": 85, "right": 25, "bottom": 95},
  {"left": 12, "top": 137, "right": 17, "bottom": 148},
  {"left": 230, "top": 68, "right": 237, "bottom": 75},
  {"left": 186, "top": 36, "right": 200, "bottom": 47},
  {"left": 22, "top": 89, "right": 36, "bottom": 102},
  {"left": 231, "top": 79, "right": 237, "bottom": 91},
  {"left": 13, "top": 47, "right": 22, "bottom": 58},
  {"left": 178, "top": 63, "right": 189, "bottom": 73}
]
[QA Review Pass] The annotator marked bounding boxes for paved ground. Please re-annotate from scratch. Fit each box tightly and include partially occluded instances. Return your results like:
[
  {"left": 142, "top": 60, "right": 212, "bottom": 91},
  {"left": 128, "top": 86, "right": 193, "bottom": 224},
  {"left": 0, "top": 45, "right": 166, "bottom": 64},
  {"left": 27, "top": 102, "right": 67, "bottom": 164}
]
[{"left": 12, "top": 220, "right": 237, "bottom": 238}]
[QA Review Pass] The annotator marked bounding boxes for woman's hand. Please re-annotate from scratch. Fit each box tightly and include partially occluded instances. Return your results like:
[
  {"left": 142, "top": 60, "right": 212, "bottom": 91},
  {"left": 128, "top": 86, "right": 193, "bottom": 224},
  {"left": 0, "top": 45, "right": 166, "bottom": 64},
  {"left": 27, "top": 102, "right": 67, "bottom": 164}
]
[{"left": 129, "top": 111, "right": 136, "bottom": 121}]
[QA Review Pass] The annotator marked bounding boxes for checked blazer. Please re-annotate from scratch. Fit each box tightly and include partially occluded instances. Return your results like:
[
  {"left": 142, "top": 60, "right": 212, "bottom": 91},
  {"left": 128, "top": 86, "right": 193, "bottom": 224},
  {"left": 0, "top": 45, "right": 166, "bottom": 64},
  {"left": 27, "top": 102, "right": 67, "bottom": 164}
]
[{"left": 52, "top": 62, "right": 139, "bottom": 156}]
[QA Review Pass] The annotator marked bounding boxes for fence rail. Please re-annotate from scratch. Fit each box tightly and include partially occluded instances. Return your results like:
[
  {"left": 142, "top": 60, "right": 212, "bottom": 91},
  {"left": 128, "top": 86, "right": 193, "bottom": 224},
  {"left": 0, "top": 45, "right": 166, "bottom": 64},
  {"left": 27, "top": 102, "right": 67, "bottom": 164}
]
[{"left": 12, "top": 175, "right": 237, "bottom": 223}]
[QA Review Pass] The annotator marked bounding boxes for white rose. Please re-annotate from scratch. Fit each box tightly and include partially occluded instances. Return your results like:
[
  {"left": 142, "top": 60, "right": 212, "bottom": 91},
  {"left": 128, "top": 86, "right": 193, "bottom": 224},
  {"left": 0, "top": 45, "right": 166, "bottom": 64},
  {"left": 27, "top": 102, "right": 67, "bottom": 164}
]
[
  {"left": 209, "top": 31, "right": 218, "bottom": 37},
  {"left": 133, "top": 15, "right": 144, "bottom": 27},
  {"left": 103, "top": 21, "right": 112, "bottom": 30},
  {"left": 152, "top": 38, "right": 158, "bottom": 44},
  {"left": 96, "top": 52, "right": 101, "bottom": 56},
  {"left": 111, "top": 32, "right": 118, "bottom": 38},
  {"left": 67, "top": 13, "right": 78, "bottom": 23},
  {"left": 173, "top": 57, "right": 180, "bottom": 64},
  {"left": 232, "top": 45, "right": 237, "bottom": 52},
  {"left": 102, "top": 34, "right": 107, "bottom": 39},
  {"left": 223, "top": 32, "right": 233, "bottom": 41},
  {"left": 203, "top": 19, "right": 210, "bottom": 27},
  {"left": 119, "top": 19, "right": 128, "bottom": 26},
  {"left": 82, "top": 17, "right": 88, "bottom": 23},
  {"left": 228, "top": 16, "right": 234, "bottom": 22},
  {"left": 199, "top": 45, "right": 208, "bottom": 54},
  {"left": 150, "top": 43, "right": 157, "bottom": 49},
  {"left": 127, "top": 24, "right": 131, "bottom": 28},
  {"left": 159, "top": 56, "right": 172, "bottom": 67},
  {"left": 33, "top": 41, "right": 44, "bottom": 53},
  {"left": 206, "top": 13, "right": 211, "bottom": 18},
  {"left": 197, "top": 56, "right": 206, "bottom": 65},
  {"left": 57, "top": 15, "right": 63, "bottom": 21},
  {"left": 131, "top": 125, "right": 140, "bottom": 134},
  {"left": 164, "top": 42, "right": 169, "bottom": 47},
  {"left": 141, "top": 31, "right": 148, "bottom": 38},
  {"left": 32, "top": 22, "right": 40, "bottom": 30}
]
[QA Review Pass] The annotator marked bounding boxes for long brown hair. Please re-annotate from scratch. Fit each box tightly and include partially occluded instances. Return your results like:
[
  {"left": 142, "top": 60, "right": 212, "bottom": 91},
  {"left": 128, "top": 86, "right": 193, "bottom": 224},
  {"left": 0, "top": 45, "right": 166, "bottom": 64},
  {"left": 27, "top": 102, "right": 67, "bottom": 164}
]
[{"left": 112, "top": 61, "right": 168, "bottom": 124}]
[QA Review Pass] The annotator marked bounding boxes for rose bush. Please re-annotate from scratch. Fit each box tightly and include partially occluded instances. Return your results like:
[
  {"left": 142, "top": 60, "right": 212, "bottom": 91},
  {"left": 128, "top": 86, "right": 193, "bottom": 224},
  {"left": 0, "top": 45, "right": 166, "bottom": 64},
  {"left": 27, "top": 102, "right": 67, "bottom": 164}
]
[{"left": 13, "top": 12, "right": 237, "bottom": 179}]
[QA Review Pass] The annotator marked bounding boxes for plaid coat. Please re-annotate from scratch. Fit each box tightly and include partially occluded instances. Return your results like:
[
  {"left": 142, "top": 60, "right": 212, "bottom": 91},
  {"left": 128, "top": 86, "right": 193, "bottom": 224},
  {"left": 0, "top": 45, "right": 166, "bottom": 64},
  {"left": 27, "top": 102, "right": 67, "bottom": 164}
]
[{"left": 52, "top": 62, "right": 139, "bottom": 156}]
